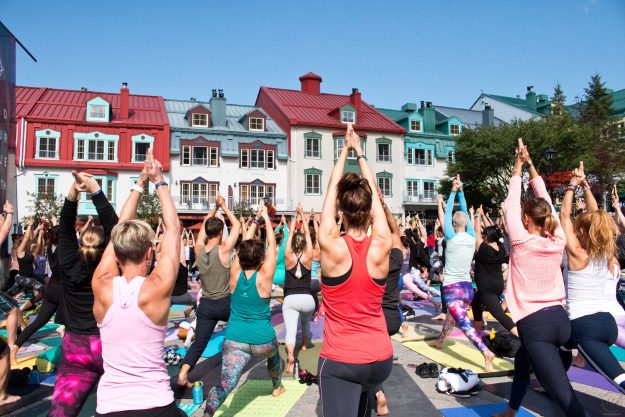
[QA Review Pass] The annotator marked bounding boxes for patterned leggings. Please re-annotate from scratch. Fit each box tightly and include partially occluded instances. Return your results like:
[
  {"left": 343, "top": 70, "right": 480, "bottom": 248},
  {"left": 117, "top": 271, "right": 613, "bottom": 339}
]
[
  {"left": 205, "top": 338, "right": 282, "bottom": 416},
  {"left": 48, "top": 332, "right": 104, "bottom": 417},
  {"left": 438, "top": 281, "right": 489, "bottom": 354}
]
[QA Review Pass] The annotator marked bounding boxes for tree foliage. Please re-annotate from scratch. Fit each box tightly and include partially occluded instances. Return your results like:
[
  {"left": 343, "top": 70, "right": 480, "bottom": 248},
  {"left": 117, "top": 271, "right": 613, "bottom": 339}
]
[
  {"left": 24, "top": 192, "right": 63, "bottom": 225},
  {"left": 136, "top": 192, "right": 162, "bottom": 229},
  {"left": 551, "top": 83, "right": 566, "bottom": 116}
]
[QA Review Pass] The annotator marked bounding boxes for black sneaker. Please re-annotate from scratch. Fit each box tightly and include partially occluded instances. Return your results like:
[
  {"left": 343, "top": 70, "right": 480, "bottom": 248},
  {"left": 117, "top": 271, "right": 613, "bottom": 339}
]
[
  {"left": 428, "top": 363, "right": 440, "bottom": 378},
  {"left": 415, "top": 363, "right": 430, "bottom": 378}
]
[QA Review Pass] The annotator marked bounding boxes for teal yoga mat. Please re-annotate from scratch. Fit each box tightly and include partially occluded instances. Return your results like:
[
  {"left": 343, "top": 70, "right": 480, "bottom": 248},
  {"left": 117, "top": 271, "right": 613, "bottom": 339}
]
[
  {"left": 440, "top": 403, "right": 534, "bottom": 417},
  {"left": 609, "top": 345, "right": 625, "bottom": 361},
  {"left": 201, "top": 330, "right": 226, "bottom": 358}
]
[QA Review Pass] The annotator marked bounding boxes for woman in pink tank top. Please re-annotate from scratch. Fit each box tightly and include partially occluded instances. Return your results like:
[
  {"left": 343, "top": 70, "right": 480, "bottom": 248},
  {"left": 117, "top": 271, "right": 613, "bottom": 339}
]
[
  {"left": 92, "top": 149, "right": 185, "bottom": 417},
  {"left": 317, "top": 124, "right": 394, "bottom": 417}
]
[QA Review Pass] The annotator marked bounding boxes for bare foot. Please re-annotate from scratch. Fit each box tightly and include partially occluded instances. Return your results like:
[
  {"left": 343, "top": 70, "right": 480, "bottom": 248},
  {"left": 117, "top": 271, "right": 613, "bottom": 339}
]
[
  {"left": 301, "top": 338, "right": 308, "bottom": 351},
  {"left": 430, "top": 340, "right": 444, "bottom": 349},
  {"left": 286, "top": 356, "right": 295, "bottom": 374},
  {"left": 491, "top": 406, "right": 516, "bottom": 417},
  {"left": 533, "top": 386, "right": 546, "bottom": 393},
  {"left": 272, "top": 385, "right": 286, "bottom": 397},
  {"left": 434, "top": 302, "right": 441, "bottom": 311},
  {"left": 0, "top": 394, "right": 20, "bottom": 406},
  {"left": 484, "top": 350, "right": 496, "bottom": 373},
  {"left": 400, "top": 322, "right": 409, "bottom": 337},
  {"left": 432, "top": 313, "right": 446, "bottom": 321},
  {"left": 9, "top": 345, "right": 18, "bottom": 366},
  {"left": 572, "top": 353, "right": 585, "bottom": 368},
  {"left": 376, "top": 391, "right": 389, "bottom": 416}
]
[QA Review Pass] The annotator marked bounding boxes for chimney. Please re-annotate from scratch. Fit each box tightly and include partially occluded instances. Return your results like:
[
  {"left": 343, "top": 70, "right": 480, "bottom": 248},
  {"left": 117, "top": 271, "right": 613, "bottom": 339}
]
[
  {"left": 526, "top": 85, "right": 537, "bottom": 112},
  {"left": 482, "top": 104, "right": 495, "bottom": 126},
  {"left": 299, "top": 72, "right": 322, "bottom": 95},
  {"left": 210, "top": 88, "right": 227, "bottom": 127},
  {"left": 80, "top": 87, "right": 88, "bottom": 91},
  {"left": 420, "top": 101, "right": 425, "bottom": 108},
  {"left": 120, "top": 82, "right": 129, "bottom": 120},
  {"left": 350, "top": 88, "right": 362, "bottom": 114},
  {"left": 401, "top": 103, "right": 417, "bottom": 113},
  {"left": 418, "top": 100, "right": 435, "bottom": 132},
  {"left": 190, "top": 97, "right": 196, "bottom": 102}
]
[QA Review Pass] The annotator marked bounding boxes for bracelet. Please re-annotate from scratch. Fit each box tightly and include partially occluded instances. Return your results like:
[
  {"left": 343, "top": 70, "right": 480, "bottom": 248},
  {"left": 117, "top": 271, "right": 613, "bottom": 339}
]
[
  {"left": 526, "top": 162, "right": 534, "bottom": 168},
  {"left": 253, "top": 218, "right": 263, "bottom": 226},
  {"left": 131, "top": 184, "right": 145, "bottom": 194},
  {"left": 567, "top": 183, "right": 578, "bottom": 188},
  {"left": 356, "top": 154, "right": 367, "bottom": 161},
  {"left": 154, "top": 181, "right": 168, "bottom": 190},
  {"left": 91, "top": 190, "right": 103, "bottom": 198}
]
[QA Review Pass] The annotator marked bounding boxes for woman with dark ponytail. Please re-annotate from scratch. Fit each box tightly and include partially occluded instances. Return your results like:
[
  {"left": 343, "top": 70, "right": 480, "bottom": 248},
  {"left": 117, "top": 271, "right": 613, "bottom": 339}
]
[
  {"left": 494, "top": 139, "right": 588, "bottom": 417},
  {"left": 317, "top": 124, "right": 393, "bottom": 417}
]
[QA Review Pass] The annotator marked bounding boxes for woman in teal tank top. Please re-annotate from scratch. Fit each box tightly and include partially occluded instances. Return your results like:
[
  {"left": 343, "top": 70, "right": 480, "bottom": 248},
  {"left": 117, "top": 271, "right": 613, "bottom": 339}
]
[{"left": 204, "top": 202, "right": 284, "bottom": 416}]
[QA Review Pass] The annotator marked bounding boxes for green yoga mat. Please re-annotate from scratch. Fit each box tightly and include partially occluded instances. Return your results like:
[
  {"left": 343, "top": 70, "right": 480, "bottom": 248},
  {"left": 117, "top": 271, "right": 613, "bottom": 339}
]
[
  {"left": 213, "top": 380, "right": 307, "bottom": 417},
  {"left": 0, "top": 322, "right": 60, "bottom": 339},
  {"left": 278, "top": 342, "right": 322, "bottom": 376}
]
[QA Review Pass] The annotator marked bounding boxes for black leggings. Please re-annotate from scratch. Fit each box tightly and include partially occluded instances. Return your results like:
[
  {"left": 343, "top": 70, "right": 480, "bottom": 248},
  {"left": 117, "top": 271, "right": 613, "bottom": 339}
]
[
  {"left": 571, "top": 312, "right": 625, "bottom": 391},
  {"left": 509, "top": 306, "right": 588, "bottom": 417},
  {"left": 182, "top": 296, "right": 230, "bottom": 368},
  {"left": 6, "top": 274, "right": 45, "bottom": 297},
  {"left": 15, "top": 280, "right": 64, "bottom": 347},
  {"left": 318, "top": 356, "right": 393, "bottom": 417},
  {"left": 471, "top": 289, "right": 516, "bottom": 331},
  {"left": 95, "top": 402, "right": 185, "bottom": 417}
]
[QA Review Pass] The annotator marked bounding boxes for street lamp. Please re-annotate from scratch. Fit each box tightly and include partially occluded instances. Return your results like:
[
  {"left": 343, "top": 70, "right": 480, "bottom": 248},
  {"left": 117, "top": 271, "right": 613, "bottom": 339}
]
[{"left": 545, "top": 146, "right": 557, "bottom": 175}]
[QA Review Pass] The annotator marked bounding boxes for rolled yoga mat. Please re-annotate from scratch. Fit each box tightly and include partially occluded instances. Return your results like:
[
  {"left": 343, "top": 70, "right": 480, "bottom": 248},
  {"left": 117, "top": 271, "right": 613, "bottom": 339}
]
[
  {"left": 213, "top": 379, "right": 307, "bottom": 417},
  {"left": 402, "top": 339, "right": 514, "bottom": 376},
  {"left": 391, "top": 323, "right": 440, "bottom": 342}
]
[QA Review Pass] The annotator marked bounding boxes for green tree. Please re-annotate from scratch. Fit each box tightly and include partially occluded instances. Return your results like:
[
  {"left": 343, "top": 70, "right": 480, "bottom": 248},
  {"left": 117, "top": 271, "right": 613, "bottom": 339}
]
[
  {"left": 580, "top": 74, "right": 614, "bottom": 127},
  {"left": 550, "top": 83, "right": 566, "bottom": 116},
  {"left": 232, "top": 200, "right": 253, "bottom": 218},
  {"left": 136, "top": 192, "right": 162, "bottom": 229},
  {"left": 24, "top": 192, "right": 63, "bottom": 224}
]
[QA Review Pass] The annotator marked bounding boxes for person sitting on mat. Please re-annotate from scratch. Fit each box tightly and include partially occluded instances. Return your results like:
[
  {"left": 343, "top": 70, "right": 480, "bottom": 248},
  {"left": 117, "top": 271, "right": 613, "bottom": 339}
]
[
  {"left": 283, "top": 203, "right": 315, "bottom": 374},
  {"left": 177, "top": 191, "right": 241, "bottom": 388},
  {"left": 493, "top": 139, "right": 588, "bottom": 417},
  {"left": 92, "top": 149, "right": 185, "bottom": 417},
  {"left": 431, "top": 175, "right": 496, "bottom": 373},
  {"left": 317, "top": 124, "right": 393, "bottom": 417},
  {"left": 203, "top": 200, "right": 284, "bottom": 416},
  {"left": 560, "top": 161, "right": 625, "bottom": 392}
]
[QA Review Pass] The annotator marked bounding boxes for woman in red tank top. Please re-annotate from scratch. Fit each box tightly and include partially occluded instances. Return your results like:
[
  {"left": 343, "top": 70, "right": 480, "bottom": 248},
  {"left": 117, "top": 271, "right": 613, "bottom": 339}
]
[{"left": 317, "top": 124, "right": 394, "bottom": 417}]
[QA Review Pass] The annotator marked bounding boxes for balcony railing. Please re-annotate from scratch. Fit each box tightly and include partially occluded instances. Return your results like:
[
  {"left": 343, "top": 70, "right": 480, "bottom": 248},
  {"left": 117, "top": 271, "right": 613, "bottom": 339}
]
[
  {"left": 173, "top": 196, "right": 282, "bottom": 211},
  {"left": 403, "top": 193, "right": 437, "bottom": 204}
]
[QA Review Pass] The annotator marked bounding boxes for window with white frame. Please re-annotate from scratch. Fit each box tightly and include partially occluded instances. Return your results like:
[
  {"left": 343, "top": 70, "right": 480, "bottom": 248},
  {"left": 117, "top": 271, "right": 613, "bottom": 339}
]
[
  {"left": 36, "top": 129, "right": 60, "bottom": 159},
  {"left": 209, "top": 147, "right": 219, "bottom": 167},
  {"left": 240, "top": 183, "right": 275, "bottom": 205},
  {"left": 423, "top": 181, "right": 436, "bottom": 199},
  {"left": 249, "top": 117, "right": 265, "bottom": 131},
  {"left": 181, "top": 145, "right": 219, "bottom": 167},
  {"left": 86, "top": 97, "right": 110, "bottom": 122},
  {"left": 37, "top": 177, "right": 55, "bottom": 197},
  {"left": 131, "top": 134, "right": 154, "bottom": 163},
  {"left": 74, "top": 132, "right": 118, "bottom": 162},
  {"left": 180, "top": 181, "right": 218, "bottom": 206},
  {"left": 191, "top": 113, "right": 208, "bottom": 127},
  {"left": 377, "top": 143, "right": 391, "bottom": 162},
  {"left": 406, "top": 180, "right": 419, "bottom": 198},
  {"left": 181, "top": 146, "right": 191, "bottom": 166},
  {"left": 84, "top": 176, "right": 115, "bottom": 202},
  {"left": 251, "top": 149, "right": 265, "bottom": 168},
  {"left": 450, "top": 124, "right": 460, "bottom": 135},
  {"left": 447, "top": 149, "right": 455, "bottom": 163},
  {"left": 410, "top": 120, "right": 422, "bottom": 131},
  {"left": 405, "top": 147, "right": 433, "bottom": 166},
  {"left": 89, "top": 105, "right": 107, "bottom": 120},
  {"left": 304, "top": 168, "right": 322, "bottom": 195},
  {"left": 193, "top": 147, "right": 208, "bottom": 166},
  {"left": 240, "top": 148, "right": 275, "bottom": 169},
  {"left": 341, "top": 110, "right": 355, "bottom": 124},
  {"left": 305, "top": 136, "right": 321, "bottom": 158},
  {"left": 334, "top": 137, "right": 365, "bottom": 160},
  {"left": 378, "top": 176, "right": 392, "bottom": 197}
]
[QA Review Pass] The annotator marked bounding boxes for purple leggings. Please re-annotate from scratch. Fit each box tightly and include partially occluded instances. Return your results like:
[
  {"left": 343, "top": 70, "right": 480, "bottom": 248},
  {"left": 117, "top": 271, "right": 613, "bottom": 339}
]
[
  {"left": 438, "top": 281, "right": 489, "bottom": 354},
  {"left": 48, "top": 332, "right": 104, "bottom": 417}
]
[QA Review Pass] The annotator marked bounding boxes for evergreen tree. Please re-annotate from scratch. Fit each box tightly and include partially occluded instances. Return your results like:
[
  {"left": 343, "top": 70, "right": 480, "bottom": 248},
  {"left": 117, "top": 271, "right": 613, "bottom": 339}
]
[
  {"left": 580, "top": 74, "right": 614, "bottom": 127},
  {"left": 550, "top": 83, "right": 566, "bottom": 116}
]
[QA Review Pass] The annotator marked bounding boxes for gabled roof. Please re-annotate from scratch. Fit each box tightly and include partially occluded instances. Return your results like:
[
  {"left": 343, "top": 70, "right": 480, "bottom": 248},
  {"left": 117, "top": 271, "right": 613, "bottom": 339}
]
[
  {"left": 255, "top": 87, "right": 404, "bottom": 134},
  {"left": 474, "top": 93, "right": 547, "bottom": 117},
  {"left": 15, "top": 86, "right": 168, "bottom": 125},
  {"left": 164, "top": 99, "right": 285, "bottom": 135},
  {"left": 378, "top": 106, "right": 503, "bottom": 129},
  {"left": 566, "top": 88, "right": 625, "bottom": 119}
]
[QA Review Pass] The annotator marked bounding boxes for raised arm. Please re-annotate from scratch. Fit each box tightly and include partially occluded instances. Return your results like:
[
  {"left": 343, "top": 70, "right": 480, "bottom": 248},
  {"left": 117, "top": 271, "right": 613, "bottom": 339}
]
[
  {"left": 216, "top": 192, "right": 241, "bottom": 253},
  {"left": 259, "top": 205, "right": 276, "bottom": 280},
  {"left": 444, "top": 189, "right": 457, "bottom": 241},
  {"left": 284, "top": 210, "right": 298, "bottom": 261},
  {"left": 79, "top": 215, "right": 93, "bottom": 237},
  {"left": 0, "top": 201, "right": 14, "bottom": 246},
  {"left": 18, "top": 219, "right": 34, "bottom": 258},
  {"left": 301, "top": 210, "right": 314, "bottom": 264},
  {"left": 456, "top": 177, "right": 475, "bottom": 237},
  {"left": 504, "top": 139, "right": 533, "bottom": 242},
  {"left": 560, "top": 161, "right": 586, "bottom": 263},
  {"left": 578, "top": 166, "right": 598, "bottom": 213},
  {"left": 57, "top": 181, "right": 84, "bottom": 273},
  {"left": 612, "top": 187, "right": 625, "bottom": 233},
  {"left": 474, "top": 207, "right": 484, "bottom": 251},
  {"left": 380, "top": 191, "right": 402, "bottom": 249},
  {"left": 245, "top": 202, "right": 264, "bottom": 241}
]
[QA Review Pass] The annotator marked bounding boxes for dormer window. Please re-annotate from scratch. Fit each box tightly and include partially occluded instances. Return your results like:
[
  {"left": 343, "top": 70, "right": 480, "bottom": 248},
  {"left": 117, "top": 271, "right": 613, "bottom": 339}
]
[
  {"left": 249, "top": 117, "right": 265, "bottom": 131},
  {"left": 410, "top": 120, "right": 422, "bottom": 132},
  {"left": 341, "top": 110, "right": 355, "bottom": 124},
  {"left": 192, "top": 113, "right": 208, "bottom": 127},
  {"left": 450, "top": 124, "right": 460, "bottom": 135},
  {"left": 86, "top": 97, "right": 110, "bottom": 122}
]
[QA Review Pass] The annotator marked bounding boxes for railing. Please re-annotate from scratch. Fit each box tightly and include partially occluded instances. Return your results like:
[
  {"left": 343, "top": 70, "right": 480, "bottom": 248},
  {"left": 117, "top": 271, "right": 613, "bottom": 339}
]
[
  {"left": 402, "top": 193, "right": 437, "bottom": 204},
  {"left": 172, "top": 196, "right": 282, "bottom": 211}
]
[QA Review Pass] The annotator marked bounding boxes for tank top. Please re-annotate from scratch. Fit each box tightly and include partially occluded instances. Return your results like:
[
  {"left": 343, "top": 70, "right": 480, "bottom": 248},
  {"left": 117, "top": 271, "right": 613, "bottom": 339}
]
[
  {"left": 311, "top": 259, "right": 321, "bottom": 281},
  {"left": 18, "top": 252, "right": 34, "bottom": 277},
  {"left": 172, "top": 264, "right": 189, "bottom": 297},
  {"left": 226, "top": 271, "right": 275, "bottom": 345},
  {"left": 474, "top": 243, "right": 507, "bottom": 293},
  {"left": 382, "top": 248, "right": 404, "bottom": 310},
  {"left": 400, "top": 248, "right": 411, "bottom": 276},
  {"left": 97, "top": 276, "right": 173, "bottom": 414},
  {"left": 284, "top": 255, "right": 312, "bottom": 297},
  {"left": 320, "top": 235, "right": 393, "bottom": 364},
  {"left": 197, "top": 245, "right": 230, "bottom": 300},
  {"left": 567, "top": 258, "right": 621, "bottom": 320}
]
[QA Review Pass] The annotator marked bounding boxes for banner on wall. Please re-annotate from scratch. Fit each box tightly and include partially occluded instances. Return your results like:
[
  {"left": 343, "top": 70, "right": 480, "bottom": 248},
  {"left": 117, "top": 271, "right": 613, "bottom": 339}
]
[{"left": 0, "top": 22, "right": 16, "bottom": 205}]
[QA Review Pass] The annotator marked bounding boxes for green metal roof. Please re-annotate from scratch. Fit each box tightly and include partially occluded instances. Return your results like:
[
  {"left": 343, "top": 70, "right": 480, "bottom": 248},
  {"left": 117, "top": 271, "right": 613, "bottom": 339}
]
[
  {"left": 565, "top": 88, "right": 625, "bottom": 119},
  {"left": 482, "top": 93, "right": 547, "bottom": 117}
]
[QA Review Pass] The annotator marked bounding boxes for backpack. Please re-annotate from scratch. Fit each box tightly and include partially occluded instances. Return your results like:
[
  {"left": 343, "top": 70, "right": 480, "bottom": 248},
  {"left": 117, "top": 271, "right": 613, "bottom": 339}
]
[
  {"left": 436, "top": 367, "right": 480, "bottom": 397},
  {"left": 482, "top": 330, "right": 521, "bottom": 358}
]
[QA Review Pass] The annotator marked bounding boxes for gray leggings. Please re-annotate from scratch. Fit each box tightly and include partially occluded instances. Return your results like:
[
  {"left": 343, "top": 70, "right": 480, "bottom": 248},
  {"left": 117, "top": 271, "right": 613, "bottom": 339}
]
[{"left": 283, "top": 294, "right": 315, "bottom": 345}]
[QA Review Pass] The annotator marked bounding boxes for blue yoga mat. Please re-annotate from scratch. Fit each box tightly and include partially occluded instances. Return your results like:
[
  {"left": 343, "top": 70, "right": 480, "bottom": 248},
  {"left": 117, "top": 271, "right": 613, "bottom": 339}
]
[
  {"left": 439, "top": 403, "right": 534, "bottom": 417},
  {"left": 170, "top": 304, "right": 188, "bottom": 311},
  {"left": 201, "top": 330, "right": 226, "bottom": 358},
  {"left": 610, "top": 345, "right": 625, "bottom": 361}
]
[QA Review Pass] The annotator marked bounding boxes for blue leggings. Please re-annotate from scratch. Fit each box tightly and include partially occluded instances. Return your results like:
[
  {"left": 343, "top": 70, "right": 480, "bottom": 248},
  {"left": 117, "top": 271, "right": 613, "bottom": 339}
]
[{"left": 438, "top": 281, "right": 489, "bottom": 354}]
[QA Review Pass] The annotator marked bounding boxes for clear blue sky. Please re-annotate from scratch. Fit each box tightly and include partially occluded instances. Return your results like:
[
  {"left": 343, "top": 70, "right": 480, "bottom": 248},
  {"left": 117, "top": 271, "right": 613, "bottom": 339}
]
[{"left": 2, "top": 0, "right": 624, "bottom": 109}]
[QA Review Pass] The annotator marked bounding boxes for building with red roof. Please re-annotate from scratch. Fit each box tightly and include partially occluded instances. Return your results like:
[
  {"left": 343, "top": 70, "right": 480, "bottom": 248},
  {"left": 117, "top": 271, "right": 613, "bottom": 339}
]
[
  {"left": 14, "top": 83, "right": 170, "bottom": 218},
  {"left": 256, "top": 73, "right": 405, "bottom": 212}
]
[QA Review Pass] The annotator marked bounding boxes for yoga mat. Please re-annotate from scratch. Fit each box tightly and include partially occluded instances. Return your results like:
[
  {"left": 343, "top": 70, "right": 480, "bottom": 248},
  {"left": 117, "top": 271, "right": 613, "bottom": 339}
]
[
  {"left": 213, "top": 379, "right": 307, "bottom": 417},
  {"left": 11, "top": 388, "right": 97, "bottom": 417},
  {"left": 13, "top": 354, "right": 38, "bottom": 370},
  {"left": 39, "top": 336, "right": 63, "bottom": 347},
  {"left": 201, "top": 330, "right": 226, "bottom": 358},
  {"left": 402, "top": 339, "right": 514, "bottom": 375},
  {"left": 171, "top": 304, "right": 188, "bottom": 311},
  {"left": 378, "top": 364, "right": 439, "bottom": 416},
  {"left": 165, "top": 327, "right": 180, "bottom": 342},
  {"left": 276, "top": 316, "right": 324, "bottom": 342},
  {"left": 483, "top": 381, "right": 625, "bottom": 417},
  {"left": 0, "top": 322, "right": 60, "bottom": 340},
  {"left": 271, "top": 311, "right": 284, "bottom": 326},
  {"left": 278, "top": 342, "right": 322, "bottom": 376},
  {"left": 440, "top": 403, "right": 534, "bottom": 417},
  {"left": 40, "top": 371, "right": 57, "bottom": 386},
  {"left": 178, "top": 402, "right": 202, "bottom": 416},
  {"left": 0, "top": 383, "right": 54, "bottom": 416},
  {"left": 36, "top": 345, "right": 61, "bottom": 372},
  {"left": 568, "top": 365, "right": 620, "bottom": 393},
  {"left": 609, "top": 345, "right": 625, "bottom": 361},
  {"left": 391, "top": 323, "right": 440, "bottom": 342},
  {"left": 16, "top": 342, "right": 46, "bottom": 357}
]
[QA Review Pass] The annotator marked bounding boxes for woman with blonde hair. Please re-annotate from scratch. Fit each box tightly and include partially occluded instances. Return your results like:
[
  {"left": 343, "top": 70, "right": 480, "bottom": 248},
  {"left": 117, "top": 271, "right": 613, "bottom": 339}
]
[{"left": 560, "top": 161, "right": 625, "bottom": 392}]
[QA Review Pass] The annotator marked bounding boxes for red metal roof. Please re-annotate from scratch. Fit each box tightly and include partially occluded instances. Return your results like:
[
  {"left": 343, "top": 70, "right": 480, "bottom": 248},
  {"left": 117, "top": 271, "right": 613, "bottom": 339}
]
[
  {"left": 256, "top": 86, "right": 404, "bottom": 134},
  {"left": 16, "top": 86, "right": 168, "bottom": 126}
]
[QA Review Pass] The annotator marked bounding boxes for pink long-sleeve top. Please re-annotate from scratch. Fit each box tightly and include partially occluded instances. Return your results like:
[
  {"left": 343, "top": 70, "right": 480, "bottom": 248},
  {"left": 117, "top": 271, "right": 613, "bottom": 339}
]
[{"left": 503, "top": 175, "right": 566, "bottom": 322}]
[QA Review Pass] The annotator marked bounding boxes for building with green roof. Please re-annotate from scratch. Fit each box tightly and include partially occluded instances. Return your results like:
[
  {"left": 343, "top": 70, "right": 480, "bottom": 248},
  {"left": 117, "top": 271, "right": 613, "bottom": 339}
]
[{"left": 470, "top": 86, "right": 551, "bottom": 122}]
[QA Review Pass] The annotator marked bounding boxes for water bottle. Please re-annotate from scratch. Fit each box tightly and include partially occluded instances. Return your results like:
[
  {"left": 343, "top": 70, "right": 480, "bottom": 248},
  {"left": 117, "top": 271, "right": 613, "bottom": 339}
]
[
  {"left": 293, "top": 361, "right": 299, "bottom": 380},
  {"left": 192, "top": 381, "right": 204, "bottom": 405},
  {"left": 30, "top": 365, "right": 40, "bottom": 384}
]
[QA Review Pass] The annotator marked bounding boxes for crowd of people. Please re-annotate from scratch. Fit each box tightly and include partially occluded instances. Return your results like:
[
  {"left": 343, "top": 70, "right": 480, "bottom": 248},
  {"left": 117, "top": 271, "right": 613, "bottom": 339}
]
[{"left": 0, "top": 128, "right": 622, "bottom": 417}]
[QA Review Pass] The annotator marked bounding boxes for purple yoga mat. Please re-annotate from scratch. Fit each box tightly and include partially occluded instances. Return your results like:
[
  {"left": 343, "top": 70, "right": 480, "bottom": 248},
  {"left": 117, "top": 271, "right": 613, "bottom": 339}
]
[
  {"left": 568, "top": 365, "right": 620, "bottom": 393},
  {"left": 271, "top": 311, "right": 284, "bottom": 326},
  {"left": 276, "top": 316, "right": 324, "bottom": 341}
]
